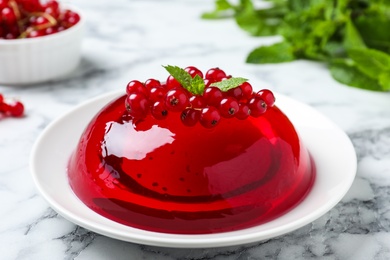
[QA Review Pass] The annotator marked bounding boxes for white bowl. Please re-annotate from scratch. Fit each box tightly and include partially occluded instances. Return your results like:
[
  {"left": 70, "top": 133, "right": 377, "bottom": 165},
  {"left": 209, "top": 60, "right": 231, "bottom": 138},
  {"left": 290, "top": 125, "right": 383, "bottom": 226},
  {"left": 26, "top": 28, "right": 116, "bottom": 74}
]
[{"left": 0, "top": 6, "right": 85, "bottom": 85}]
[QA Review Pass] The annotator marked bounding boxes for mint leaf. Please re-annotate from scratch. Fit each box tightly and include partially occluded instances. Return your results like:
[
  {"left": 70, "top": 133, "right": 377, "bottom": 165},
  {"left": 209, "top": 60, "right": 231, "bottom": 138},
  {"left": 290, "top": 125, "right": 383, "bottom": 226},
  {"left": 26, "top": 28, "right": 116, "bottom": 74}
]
[
  {"left": 330, "top": 61, "right": 383, "bottom": 91},
  {"left": 288, "top": 0, "right": 312, "bottom": 12},
  {"left": 379, "top": 72, "right": 390, "bottom": 91},
  {"left": 190, "top": 75, "right": 206, "bottom": 95},
  {"left": 247, "top": 41, "right": 295, "bottom": 64},
  {"left": 163, "top": 65, "right": 205, "bottom": 95},
  {"left": 203, "top": 0, "right": 390, "bottom": 92},
  {"left": 343, "top": 19, "right": 366, "bottom": 50},
  {"left": 210, "top": 77, "right": 247, "bottom": 91},
  {"left": 215, "top": 0, "right": 233, "bottom": 10},
  {"left": 234, "top": 0, "right": 279, "bottom": 36},
  {"left": 348, "top": 48, "right": 390, "bottom": 79},
  {"left": 355, "top": 15, "right": 390, "bottom": 52},
  {"left": 163, "top": 65, "right": 192, "bottom": 89},
  {"left": 201, "top": 0, "right": 235, "bottom": 19}
]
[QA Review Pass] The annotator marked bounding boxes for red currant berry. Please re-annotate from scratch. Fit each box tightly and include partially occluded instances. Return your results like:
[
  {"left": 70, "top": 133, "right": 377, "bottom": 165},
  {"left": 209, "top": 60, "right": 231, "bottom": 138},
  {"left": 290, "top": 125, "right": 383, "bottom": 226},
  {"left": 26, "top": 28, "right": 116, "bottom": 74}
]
[
  {"left": 18, "top": 0, "right": 43, "bottom": 12},
  {"left": 204, "top": 79, "right": 215, "bottom": 88},
  {"left": 44, "top": 0, "right": 60, "bottom": 10},
  {"left": 149, "top": 86, "right": 166, "bottom": 103},
  {"left": 219, "top": 97, "right": 239, "bottom": 118},
  {"left": 151, "top": 101, "right": 168, "bottom": 120},
  {"left": 248, "top": 97, "right": 267, "bottom": 117},
  {"left": 0, "top": 0, "right": 8, "bottom": 9},
  {"left": 236, "top": 103, "right": 250, "bottom": 120},
  {"left": 43, "top": 1, "right": 60, "bottom": 18},
  {"left": 1, "top": 7, "right": 17, "bottom": 25},
  {"left": 165, "top": 88, "right": 189, "bottom": 112},
  {"left": 0, "top": 102, "right": 10, "bottom": 113},
  {"left": 203, "top": 87, "right": 223, "bottom": 107},
  {"left": 5, "top": 32, "right": 17, "bottom": 39},
  {"left": 257, "top": 89, "right": 275, "bottom": 107},
  {"left": 0, "top": 93, "right": 3, "bottom": 103},
  {"left": 240, "top": 82, "right": 253, "bottom": 100},
  {"left": 125, "top": 93, "right": 149, "bottom": 118},
  {"left": 126, "top": 80, "right": 148, "bottom": 96},
  {"left": 27, "top": 29, "right": 45, "bottom": 38},
  {"left": 9, "top": 101, "right": 24, "bottom": 117},
  {"left": 166, "top": 75, "right": 181, "bottom": 89},
  {"left": 184, "top": 66, "right": 203, "bottom": 79},
  {"left": 45, "top": 26, "right": 58, "bottom": 35},
  {"left": 226, "top": 87, "right": 243, "bottom": 100},
  {"left": 56, "top": 26, "right": 66, "bottom": 32},
  {"left": 205, "top": 68, "right": 226, "bottom": 81},
  {"left": 144, "top": 78, "right": 161, "bottom": 90},
  {"left": 33, "top": 16, "right": 51, "bottom": 27},
  {"left": 63, "top": 10, "right": 80, "bottom": 27},
  {"left": 0, "top": 26, "right": 4, "bottom": 38},
  {"left": 200, "top": 106, "right": 221, "bottom": 128},
  {"left": 44, "top": 6, "right": 60, "bottom": 19},
  {"left": 181, "top": 108, "right": 200, "bottom": 127},
  {"left": 189, "top": 95, "right": 205, "bottom": 108}
]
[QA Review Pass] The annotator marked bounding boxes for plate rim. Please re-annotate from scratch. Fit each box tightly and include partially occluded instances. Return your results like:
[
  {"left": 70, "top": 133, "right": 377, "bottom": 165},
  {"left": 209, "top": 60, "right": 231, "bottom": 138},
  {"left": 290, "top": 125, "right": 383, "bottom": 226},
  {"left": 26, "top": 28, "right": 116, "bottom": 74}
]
[{"left": 30, "top": 90, "right": 357, "bottom": 248}]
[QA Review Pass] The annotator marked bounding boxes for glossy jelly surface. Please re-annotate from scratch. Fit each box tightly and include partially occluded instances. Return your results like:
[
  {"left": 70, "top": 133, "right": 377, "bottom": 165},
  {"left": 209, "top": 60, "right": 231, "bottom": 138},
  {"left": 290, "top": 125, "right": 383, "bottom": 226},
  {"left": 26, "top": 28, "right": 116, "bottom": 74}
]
[{"left": 68, "top": 95, "right": 315, "bottom": 234}]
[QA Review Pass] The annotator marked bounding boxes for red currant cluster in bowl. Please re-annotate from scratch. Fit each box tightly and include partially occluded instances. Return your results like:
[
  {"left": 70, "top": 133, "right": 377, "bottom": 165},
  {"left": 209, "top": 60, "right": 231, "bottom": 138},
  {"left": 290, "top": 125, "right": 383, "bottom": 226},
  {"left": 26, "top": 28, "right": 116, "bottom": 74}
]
[
  {"left": 125, "top": 65, "right": 275, "bottom": 128},
  {"left": 0, "top": 0, "right": 80, "bottom": 39},
  {"left": 0, "top": 93, "right": 24, "bottom": 118}
]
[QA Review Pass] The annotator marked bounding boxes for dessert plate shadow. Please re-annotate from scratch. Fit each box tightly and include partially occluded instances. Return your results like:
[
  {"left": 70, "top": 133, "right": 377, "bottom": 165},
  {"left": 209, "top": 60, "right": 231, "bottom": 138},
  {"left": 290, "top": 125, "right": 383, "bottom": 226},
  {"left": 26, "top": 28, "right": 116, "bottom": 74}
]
[{"left": 30, "top": 90, "right": 357, "bottom": 248}]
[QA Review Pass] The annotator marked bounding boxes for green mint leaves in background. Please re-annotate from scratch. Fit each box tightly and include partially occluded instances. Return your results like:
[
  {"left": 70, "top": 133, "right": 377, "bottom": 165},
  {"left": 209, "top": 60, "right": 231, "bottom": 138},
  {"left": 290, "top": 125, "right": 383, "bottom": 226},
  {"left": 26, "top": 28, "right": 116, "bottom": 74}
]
[{"left": 203, "top": 0, "right": 390, "bottom": 92}]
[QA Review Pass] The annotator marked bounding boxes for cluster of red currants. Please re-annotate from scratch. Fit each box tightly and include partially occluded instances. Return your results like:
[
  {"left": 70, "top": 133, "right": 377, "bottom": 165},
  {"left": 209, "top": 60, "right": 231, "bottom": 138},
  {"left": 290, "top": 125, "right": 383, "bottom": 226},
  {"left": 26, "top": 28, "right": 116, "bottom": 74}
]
[
  {"left": 0, "top": 0, "right": 80, "bottom": 39},
  {"left": 0, "top": 93, "right": 24, "bottom": 118},
  {"left": 125, "top": 66, "right": 275, "bottom": 128}
]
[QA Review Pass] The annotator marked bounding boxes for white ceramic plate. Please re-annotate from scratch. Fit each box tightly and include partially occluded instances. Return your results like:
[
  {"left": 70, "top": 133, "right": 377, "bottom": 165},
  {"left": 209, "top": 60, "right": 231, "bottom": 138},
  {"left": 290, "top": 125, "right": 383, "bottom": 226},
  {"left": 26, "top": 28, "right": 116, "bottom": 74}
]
[{"left": 30, "top": 90, "right": 357, "bottom": 248}]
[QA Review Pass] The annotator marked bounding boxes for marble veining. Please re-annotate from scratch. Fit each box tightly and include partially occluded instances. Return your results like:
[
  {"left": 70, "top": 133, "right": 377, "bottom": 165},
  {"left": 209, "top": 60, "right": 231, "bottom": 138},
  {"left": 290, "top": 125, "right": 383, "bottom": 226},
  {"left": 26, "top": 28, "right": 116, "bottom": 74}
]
[{"left": 1, "top": 0, "right": 390, "bottom": 259}]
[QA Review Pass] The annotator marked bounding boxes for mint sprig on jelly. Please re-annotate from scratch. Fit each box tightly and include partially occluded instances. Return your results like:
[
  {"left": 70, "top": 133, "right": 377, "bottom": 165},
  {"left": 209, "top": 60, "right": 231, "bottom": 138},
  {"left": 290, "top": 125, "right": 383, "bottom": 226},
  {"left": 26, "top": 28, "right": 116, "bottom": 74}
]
[{"left": 163, "top": 65, "right": 248, "bottom": 94}]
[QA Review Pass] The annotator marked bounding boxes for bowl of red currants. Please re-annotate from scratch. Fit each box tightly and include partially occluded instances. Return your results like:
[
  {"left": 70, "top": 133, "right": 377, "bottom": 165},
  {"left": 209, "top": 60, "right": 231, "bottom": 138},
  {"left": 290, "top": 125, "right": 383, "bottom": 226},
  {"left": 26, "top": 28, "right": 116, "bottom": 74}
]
[{"left": 0, "top": 0, "right": 84, "bottom": 85}]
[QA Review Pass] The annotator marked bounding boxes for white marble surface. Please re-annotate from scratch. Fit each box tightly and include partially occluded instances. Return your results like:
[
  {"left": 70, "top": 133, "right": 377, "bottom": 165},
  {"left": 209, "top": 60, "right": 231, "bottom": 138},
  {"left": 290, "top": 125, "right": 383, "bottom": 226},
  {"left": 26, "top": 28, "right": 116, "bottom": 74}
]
[{"left": 1, "top": 0, "right": 390, "bottom": 259}]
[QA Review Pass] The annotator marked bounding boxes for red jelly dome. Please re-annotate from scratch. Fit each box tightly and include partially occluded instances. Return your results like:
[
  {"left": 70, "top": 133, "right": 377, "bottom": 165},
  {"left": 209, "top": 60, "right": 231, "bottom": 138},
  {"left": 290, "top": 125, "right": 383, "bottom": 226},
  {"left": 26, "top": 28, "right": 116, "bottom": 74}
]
[{"left": 68, "top": 95, "right": 315, "bottom": 234}]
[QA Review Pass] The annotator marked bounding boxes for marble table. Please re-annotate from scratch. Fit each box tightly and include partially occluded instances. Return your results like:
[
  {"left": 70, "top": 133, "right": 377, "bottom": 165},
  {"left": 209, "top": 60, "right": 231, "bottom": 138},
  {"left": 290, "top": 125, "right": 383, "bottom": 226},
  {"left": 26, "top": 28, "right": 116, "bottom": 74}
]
[{"left": 1, "top": 0, "right": 390, "bottom": 259}]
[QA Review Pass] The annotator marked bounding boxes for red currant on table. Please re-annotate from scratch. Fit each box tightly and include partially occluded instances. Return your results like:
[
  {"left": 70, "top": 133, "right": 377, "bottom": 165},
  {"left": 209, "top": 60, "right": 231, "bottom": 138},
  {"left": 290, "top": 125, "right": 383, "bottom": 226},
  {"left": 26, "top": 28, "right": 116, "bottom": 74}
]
[
  {"left": 9, "top": 101, "right": 24, "bottom": 117},
  {"left": 0, "top": 93, "right": 25, "bottom": 118}
]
